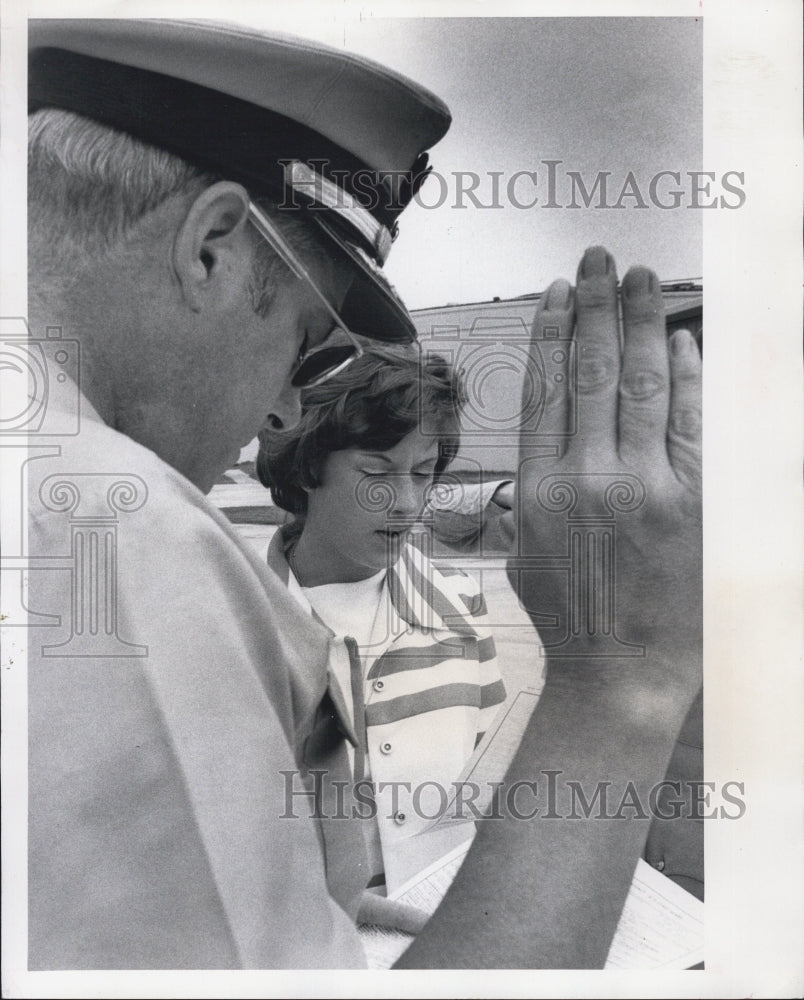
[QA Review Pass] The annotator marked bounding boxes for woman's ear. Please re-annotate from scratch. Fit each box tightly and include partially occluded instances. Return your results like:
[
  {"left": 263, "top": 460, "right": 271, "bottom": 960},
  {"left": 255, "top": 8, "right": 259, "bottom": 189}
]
[{"left": 172, "top": 181, "right": 251, "bottom": 312}]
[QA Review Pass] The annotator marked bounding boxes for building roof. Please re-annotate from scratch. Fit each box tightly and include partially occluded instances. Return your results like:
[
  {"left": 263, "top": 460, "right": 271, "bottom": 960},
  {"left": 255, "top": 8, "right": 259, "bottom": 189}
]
[{"left": 411, "top": 280, "right": 702, "bottom": 325}]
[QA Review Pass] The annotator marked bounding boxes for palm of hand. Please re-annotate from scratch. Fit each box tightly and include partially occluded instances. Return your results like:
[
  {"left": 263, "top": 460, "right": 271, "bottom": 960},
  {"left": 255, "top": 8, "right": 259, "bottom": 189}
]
[{"left": 510, "top": 247, "right": 702, "bottom": 691}]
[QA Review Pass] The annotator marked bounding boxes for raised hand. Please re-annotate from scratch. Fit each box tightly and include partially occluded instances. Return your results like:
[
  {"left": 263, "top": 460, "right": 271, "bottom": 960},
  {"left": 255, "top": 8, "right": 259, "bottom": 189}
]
[
  {"left": 399, "top": 246, "right": 703, "bottom": 969},
  {"left": 511, "top": 245, "right": 702, "bottom": 697}
]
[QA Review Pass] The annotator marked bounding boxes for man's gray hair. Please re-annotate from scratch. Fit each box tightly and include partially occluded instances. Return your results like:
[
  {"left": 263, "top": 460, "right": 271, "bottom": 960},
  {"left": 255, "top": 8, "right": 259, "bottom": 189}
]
[{"left": 28, "top": 108, "right": 330, "bottom": 313}]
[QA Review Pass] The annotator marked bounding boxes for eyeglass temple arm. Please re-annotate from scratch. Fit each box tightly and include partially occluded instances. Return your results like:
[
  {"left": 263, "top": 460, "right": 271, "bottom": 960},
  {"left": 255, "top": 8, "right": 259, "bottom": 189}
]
[{"left": 247, "top": 201, "right": 362, "bottom": 352}]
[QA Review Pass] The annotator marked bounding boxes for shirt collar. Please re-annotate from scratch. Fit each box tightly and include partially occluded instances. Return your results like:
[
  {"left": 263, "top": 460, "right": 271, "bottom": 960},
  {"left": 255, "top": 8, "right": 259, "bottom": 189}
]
[{"left": 267, "top": 527, "right": 361, "bottom": 748}]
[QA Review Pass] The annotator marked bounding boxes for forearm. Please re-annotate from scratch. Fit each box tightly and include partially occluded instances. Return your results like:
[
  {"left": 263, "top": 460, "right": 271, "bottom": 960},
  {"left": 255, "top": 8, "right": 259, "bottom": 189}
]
[
  {"left": 396, "top": 646, "right": 699, "bottom": 968},
  {"left": 400, "top": 249, "right": 703, "bottom": 969}
]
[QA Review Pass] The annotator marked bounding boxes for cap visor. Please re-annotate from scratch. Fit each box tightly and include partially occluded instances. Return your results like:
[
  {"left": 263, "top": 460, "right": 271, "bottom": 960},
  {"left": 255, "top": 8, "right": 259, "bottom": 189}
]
[{"left": 310, "top": 214, "right": 417, "bottom": 344}]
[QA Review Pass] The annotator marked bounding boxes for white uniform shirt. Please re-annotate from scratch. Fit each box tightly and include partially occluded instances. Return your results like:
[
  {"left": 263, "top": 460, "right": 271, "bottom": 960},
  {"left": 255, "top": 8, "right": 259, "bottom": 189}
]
[{"left": 25, "top": 392, "right": 367, "bottom": 969}]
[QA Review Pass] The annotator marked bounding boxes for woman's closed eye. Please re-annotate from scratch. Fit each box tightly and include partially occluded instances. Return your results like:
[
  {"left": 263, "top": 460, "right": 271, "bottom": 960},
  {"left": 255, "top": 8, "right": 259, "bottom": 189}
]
[{"left": 360, "top": 468, "right": 433, "bottom": 479}]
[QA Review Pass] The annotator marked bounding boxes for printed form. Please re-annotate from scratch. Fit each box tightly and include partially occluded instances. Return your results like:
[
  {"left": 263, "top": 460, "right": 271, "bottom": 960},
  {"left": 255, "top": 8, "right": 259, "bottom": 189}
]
[
  {"left": 359, "top": 622, "right": 702, "bottom": 969},
  {"left": 359, "top": 848, "right": 704, "bottom": 970}
]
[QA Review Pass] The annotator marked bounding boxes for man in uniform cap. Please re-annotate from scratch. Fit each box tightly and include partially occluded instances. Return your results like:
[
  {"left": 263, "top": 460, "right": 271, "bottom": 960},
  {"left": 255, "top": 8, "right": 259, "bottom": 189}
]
[{"left": 24, "top": 19, "right": 702, "bottom": 969}]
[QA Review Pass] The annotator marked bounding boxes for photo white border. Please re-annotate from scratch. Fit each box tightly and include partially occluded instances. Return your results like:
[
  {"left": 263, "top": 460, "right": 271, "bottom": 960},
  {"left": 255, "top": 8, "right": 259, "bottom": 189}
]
[{"left": 2, "top": 1, "right": 801, "bottom": 997}]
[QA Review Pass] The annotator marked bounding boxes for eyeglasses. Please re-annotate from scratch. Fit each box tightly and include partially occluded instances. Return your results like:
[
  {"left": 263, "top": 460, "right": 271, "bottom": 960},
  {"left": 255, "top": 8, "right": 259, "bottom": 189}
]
[{"left": 247, "top": 201, "right": 364, "bottom": 388}]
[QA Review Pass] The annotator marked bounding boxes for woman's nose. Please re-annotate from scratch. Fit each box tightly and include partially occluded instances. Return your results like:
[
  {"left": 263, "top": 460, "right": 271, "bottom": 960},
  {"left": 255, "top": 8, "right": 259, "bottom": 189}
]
[{"left": 390, "top": 476, "right": 423, "bottom": 519}]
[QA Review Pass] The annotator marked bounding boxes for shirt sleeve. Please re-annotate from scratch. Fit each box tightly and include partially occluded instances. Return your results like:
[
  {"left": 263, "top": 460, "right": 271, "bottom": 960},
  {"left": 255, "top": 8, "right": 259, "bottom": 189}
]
[
  {"left": 429, "top": 480, "right": 515, "bottom": 552},
  {"left": 26, "top": 427, "right": 368, "bottom": 970}
]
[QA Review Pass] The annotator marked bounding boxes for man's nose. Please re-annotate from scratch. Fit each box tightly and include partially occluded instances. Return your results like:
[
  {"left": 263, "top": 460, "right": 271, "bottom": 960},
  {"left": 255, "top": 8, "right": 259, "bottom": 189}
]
[{"left": 265, "top": 383, "right": 302, "bottom": 432}]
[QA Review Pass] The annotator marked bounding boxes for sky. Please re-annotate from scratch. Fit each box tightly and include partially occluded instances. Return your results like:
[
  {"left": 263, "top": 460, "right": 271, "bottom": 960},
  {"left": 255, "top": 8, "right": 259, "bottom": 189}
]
[
  {"left": 231, "top": 12, "right": 703, "bottom": 309},
  {"left": 20, "top": 6, "right": 704, "bottom": 310}
]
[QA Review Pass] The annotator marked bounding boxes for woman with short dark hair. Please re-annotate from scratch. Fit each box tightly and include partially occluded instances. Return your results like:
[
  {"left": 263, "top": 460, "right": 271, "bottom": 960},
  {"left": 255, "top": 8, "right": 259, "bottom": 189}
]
[{"left": 258, "top": 347, "right": 505, "bottom": 903}]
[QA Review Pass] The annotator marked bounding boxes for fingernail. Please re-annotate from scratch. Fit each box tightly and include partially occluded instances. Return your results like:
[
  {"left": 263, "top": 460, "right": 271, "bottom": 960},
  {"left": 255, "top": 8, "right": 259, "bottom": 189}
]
[
  {"left": 579, "top": 246, "right": 610, "bottom": 279},
  {"left": 671, "top": 329, "right": 691, "bottom": 354},
  {"left": 623, "top": 266, "right": 655, "bottom": 299},
  {"left": 546, "top": 278, "right": 572, "bottom": 310}
]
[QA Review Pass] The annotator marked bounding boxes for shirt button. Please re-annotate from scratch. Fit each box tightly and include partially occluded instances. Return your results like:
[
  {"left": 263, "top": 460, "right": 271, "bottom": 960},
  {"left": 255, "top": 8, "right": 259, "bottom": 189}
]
[
  {"left": 393, "top": 811, "right": 406, "bottom": 825},
  {"left": 380, "top": 741, "right": 393, "bottom": 755},
  {"left": 373, "top": 680, "right": 385, "bottom": 692},
  {"left": 653, "top": 859, "right": 666, "bottom": 872}
]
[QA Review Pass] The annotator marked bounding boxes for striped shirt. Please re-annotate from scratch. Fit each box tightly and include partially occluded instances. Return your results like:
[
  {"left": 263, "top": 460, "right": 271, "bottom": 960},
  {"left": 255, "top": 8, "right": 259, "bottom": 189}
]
[{"left": 268, "top": 529, "right": 506, "bottom": 893}]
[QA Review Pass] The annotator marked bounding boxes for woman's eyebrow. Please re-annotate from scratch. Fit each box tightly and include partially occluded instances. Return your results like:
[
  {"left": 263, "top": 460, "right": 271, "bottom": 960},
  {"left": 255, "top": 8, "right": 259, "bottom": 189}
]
[{"left": 358, "top": 452, "right": 393, "bottom": 464}]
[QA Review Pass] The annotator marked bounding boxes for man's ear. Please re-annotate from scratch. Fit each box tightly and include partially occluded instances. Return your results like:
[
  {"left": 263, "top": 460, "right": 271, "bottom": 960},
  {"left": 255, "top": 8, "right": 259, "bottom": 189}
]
[{"left": 172, "top": 181, "right": 251, "bottom": 312}]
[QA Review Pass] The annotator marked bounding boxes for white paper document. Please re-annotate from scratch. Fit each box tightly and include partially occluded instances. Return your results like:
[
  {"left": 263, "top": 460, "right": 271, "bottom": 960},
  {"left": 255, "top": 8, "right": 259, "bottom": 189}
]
[
  {"left": 427, "top": 683, "right": 544, "bottom": 831},
  {"left": 359, "top": 839, "right": 472, "bottom": 969},
  {"left": 359, "top": 851, "right": 703, "bottom": 970},
  {"left": 604, "top": 858, "right": 704, "bottom": 970}
]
